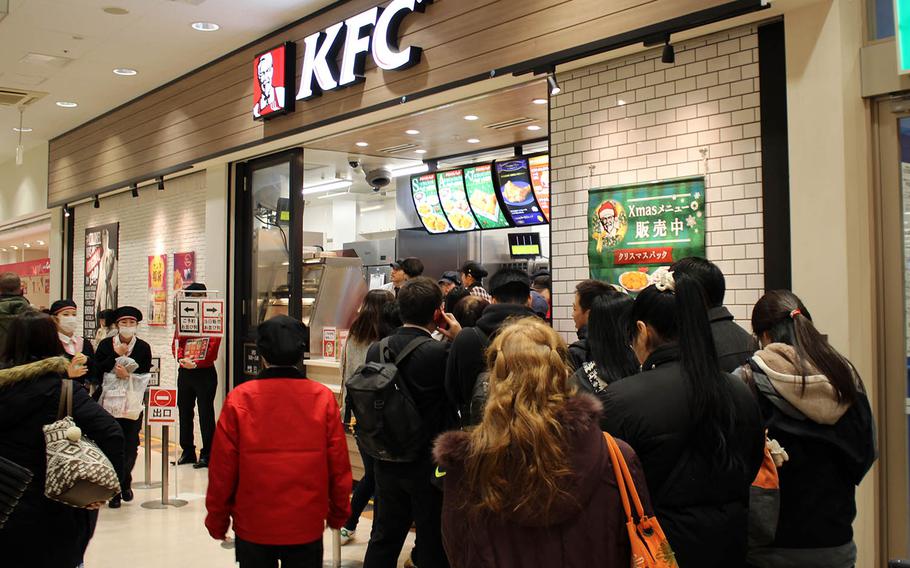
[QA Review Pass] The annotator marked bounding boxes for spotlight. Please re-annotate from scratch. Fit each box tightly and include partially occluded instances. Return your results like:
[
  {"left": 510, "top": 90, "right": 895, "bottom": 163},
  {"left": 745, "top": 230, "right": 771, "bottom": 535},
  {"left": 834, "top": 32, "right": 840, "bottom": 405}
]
[
  {"left": 662, "top": 41, "right": 675, "bottom": 64},
  {"left": 547, "top": 72, "right": 561, "bottom": 96},
  {"left": 93, "top": 195, "right": 100, "bottom": 209},
  {"left": 130, "top": 183, "right": 139, "bottom": 198},
  {"left": 63, "top": 206, "right": 71, "bottom": 218},
  {"left": 157, "top": 176, "right": 165, "bottom": 191}
]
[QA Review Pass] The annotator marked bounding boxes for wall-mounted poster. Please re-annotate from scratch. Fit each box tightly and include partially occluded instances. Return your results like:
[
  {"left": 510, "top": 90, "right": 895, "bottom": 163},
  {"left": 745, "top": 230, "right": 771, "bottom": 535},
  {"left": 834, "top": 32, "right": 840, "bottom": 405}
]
[
  {"left": 588, "top": 178, "right": 706, "bottom": 292},
  {"left": 464, "top": 164, "right": 510, "bottom": 229},
  {"left": 84, "top": 223, "right": 119, "bottom": 339},
  {"left": 148, "top": 254, "right": 168, "bottom": 326},
  {"left": 174, "top": 251, "right": 196, "bottom": 292},
  {"left": 495, "top": 158, "right": 547, "bottom": 226}
]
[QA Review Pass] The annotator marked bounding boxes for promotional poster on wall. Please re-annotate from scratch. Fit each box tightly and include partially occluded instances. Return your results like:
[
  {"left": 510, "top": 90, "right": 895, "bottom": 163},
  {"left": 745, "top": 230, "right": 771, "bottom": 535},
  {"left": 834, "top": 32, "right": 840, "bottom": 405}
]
[
  {"left": 173, "top": 251, "right": 196, "bottom": 291},
  {"left": 148, "top": 254, "right": 168, "bottom": 326},
  {"left": 84, "top": 223, "right": 119, "bottom": 338},
  {"left": 588, "top": 178, "right": 706, "bottom": 292}
]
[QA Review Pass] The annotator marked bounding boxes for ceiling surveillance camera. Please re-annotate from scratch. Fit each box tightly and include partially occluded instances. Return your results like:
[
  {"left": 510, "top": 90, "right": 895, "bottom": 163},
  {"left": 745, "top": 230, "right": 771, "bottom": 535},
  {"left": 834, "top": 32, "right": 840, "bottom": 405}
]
[{"left": 348, "top": 159, "right": 361, "bottom": 169}]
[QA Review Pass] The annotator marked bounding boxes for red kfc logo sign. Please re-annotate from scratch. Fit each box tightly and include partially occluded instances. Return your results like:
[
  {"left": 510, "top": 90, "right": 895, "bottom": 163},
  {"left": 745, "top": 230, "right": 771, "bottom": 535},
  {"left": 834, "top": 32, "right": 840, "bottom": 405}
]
[{"left": 253, "top": 43, "right": 296, "bottom": 120}]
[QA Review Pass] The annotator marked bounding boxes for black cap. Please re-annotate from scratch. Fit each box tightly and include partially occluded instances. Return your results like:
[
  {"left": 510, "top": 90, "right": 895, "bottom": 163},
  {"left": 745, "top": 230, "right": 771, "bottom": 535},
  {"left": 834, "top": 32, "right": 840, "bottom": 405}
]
[
  {"left": 391, "top": 257, "right": 424, "bottom": 278},
  {"left": 460, "top": 261, "right": 488, "bottom": 280},
  {"left": 437, "top": 271, "right": 461, "bottom": 286},
  {"left": 257, "top": 315, "right": 308, "bottom": 366},
  {"left": 114, "top": 306, "right": 143, "bottom": 323},
  {"left": 185, "top": 282, "right": 207, "bottom": 291},
  {"left": 488, "top": 268, "right": 531, "bottom": 296},
  {"left": 49, "top": 299, "right": 77, "bottom": 315}
]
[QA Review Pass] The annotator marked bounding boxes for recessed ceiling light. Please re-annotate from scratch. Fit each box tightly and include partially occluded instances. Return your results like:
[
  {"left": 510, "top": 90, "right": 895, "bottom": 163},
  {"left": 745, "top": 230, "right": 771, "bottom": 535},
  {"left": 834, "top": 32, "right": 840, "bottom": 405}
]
[
  {"left": 36, "top": 240, "right": 45, "bottom": 246},
  {"left": 415, "top": 149, "right": 427, "bottom": 154},
  {"left": 467, "top": 138, "right": 480, "bottom": 144},
  {"left": 355, "top": 141, "right": 369, "bottom": 147},
  {"left": 10, "top": 246, "right": 17, "bottom": 250},
  {"left": 532, "top": 98, "right": 547, "bottom": 105},
  {"left": 405, "top": 129, "right": 420, "bottom": 135},
  {"left": 102, "top": 7, "right": 130, "bottom": 15},
  {"left": 56, "top": 101, "right": 78, "bottom": 108},
  {"left": 1, "top": 249, "right": 6, "bottom": 253},
  {"left": 23, "top": 243, "right": 30, "bottom": 248},
  {"left": 617, "top": 99, "right": 627, "bottom": 106},
  {"left": 113, "top": 68, "right": 138, "bottom": 76},
  {"left": 463, "top": 115, "right": 479, "bottom": 121},
  {"left": 191, "top": 22, "right": 220, "bottom": 32},
  {"left": 527, "top": 125, "right": 542, "bottom": 131},
  {"left": 12, "top": 127, "right": 32, "bottom": 133}
]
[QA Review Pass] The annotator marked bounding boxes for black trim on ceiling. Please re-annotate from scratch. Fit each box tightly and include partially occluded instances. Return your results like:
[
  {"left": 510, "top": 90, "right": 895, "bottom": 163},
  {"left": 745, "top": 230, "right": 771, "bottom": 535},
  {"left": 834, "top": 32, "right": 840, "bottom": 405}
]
[
  {"left": 64, "top": 207, "right": 74, "bottom": 299},
  {"left": 49, "top": 0, "right": 768, "bottom": 206},
  {"left": 757, "top": 19, "right": 791, "bottom": 291}
]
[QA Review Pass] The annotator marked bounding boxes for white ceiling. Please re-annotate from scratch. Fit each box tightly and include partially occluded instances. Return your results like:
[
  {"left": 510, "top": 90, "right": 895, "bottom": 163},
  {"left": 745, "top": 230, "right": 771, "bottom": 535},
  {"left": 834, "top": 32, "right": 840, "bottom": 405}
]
[{"left": 0, "top": 0, "right": 336, "bottom": 160}]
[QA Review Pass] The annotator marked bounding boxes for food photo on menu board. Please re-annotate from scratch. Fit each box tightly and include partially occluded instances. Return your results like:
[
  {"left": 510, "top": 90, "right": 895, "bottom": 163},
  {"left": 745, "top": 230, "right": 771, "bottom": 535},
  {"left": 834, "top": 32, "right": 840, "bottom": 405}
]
[
  {"left": 528, "top": 155, "right": 551, "bottom": 221},
  {"left": 436, "top": 169, "right": 479, "bottom": 231},
  {"left": 495, "top": 158, "right": 546, "bottom": 226},
  {"left": 464, "top": 164, "right": 511, "bottom": 229},
  {"left": 411, "top": 174, "right": 453, "bottom": 233},
  {"left": 587, "top": 177, "right": 706, "bottom": 293}
]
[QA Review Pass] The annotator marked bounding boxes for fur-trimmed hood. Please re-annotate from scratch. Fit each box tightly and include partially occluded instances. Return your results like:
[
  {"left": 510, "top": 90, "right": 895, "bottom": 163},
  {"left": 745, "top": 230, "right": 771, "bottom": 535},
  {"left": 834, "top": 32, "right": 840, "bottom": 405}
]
[
  {"left": 433, "top": 393, "right": 605, "bottom": 527},
  {"left": 0, "top": 357, "right": 69, "bottom": 389}
]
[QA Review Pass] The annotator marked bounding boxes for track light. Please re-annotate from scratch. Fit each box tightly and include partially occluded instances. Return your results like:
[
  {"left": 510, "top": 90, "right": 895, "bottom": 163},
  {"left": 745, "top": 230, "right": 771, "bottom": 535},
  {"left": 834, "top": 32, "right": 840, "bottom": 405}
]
[
  {"left": 157, "top": 176, "right": 165, "bottom": 191},
  {"left": 64, "top": 207, "right": 70, "bottom": 218},
  {"left": 547, "top": 72, "right": 561, "bottom": 96},
  {"left": 130, "top": 183, "right": 139, "bottom": 198},
  {"left": 93, "top": 195, "right": 100, "bottom": 209},
  {"left": 662, "top": 41, "right": 675, "bottom": 64}
]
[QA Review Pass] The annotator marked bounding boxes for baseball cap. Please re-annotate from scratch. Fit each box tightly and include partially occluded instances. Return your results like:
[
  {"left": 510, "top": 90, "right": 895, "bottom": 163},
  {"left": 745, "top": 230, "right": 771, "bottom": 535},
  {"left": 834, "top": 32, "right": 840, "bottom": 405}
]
[
  {"left": 460, "top": 261, "right": 488, "bottom": 280},
  {"left": 488, "top": 268, "right": 531, "bottom": 298},
  {"left": 257, "top": 315, "right": 308, "bottom": 366},
  {"left": 437, "top": 271, "right": 461, "bottom": 286}
]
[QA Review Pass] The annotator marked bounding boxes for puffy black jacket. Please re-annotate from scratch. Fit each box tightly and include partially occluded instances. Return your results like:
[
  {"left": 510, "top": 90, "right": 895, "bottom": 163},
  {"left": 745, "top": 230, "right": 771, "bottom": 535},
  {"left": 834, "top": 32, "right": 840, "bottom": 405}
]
[
  {"left": 0, "top": 357, "right": 124, "bottom": 568},
  {"left": 567, "top": 325, "right": 588, "bottom": 370},
  {"left": 445, "top": 303, "right": 537, "bottom": 424},
  {"left": 601, "top": 344, "right": 764, "bottom": 568},
  {"left": 709, "top": 306, "right": 757, "bottom": 373},
  {"left": 0, "top": 294, "right": 30, "bottom": 349}
]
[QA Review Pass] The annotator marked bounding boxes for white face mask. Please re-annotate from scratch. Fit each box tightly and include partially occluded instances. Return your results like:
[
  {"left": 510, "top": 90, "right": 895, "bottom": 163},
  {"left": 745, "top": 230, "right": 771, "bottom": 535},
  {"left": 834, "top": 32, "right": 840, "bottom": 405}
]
[
  {"left": 58, "top": 316, "right": 78, "bottom": 335},
  {"left": 118, "top": 325, "right": 137, "bottom": 339}
]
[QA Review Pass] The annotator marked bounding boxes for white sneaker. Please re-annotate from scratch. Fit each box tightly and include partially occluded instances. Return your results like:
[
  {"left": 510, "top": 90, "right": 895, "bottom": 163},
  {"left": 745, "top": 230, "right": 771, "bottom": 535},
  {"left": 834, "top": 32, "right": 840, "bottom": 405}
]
[{"left": 339, "top": 527, "right": 354, "bottom": 545}]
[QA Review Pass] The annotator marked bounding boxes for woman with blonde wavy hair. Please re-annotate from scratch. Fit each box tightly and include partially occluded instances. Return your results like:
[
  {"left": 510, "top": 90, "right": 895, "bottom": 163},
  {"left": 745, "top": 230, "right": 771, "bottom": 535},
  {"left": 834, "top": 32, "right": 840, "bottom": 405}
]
[{"left": 433, "top": 317, "right": 652, "bottom": 568}]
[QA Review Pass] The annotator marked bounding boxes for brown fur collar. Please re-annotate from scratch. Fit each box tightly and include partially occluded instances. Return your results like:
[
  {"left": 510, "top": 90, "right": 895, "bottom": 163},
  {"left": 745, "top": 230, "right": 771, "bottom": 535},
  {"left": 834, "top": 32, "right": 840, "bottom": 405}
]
[
  {"left": 0, "top": 357, "right": 69, "bottom": 389},
  {"left": 434, "top": 394, "right": 602, "bottom": 468}
]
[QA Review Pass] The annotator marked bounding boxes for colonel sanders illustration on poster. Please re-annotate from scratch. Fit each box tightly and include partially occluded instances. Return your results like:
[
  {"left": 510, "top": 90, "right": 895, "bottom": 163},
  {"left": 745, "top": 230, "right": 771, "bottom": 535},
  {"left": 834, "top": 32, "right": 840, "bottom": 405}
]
[{"left": 592, "top": 200, "right": 627, "bottom": 253}]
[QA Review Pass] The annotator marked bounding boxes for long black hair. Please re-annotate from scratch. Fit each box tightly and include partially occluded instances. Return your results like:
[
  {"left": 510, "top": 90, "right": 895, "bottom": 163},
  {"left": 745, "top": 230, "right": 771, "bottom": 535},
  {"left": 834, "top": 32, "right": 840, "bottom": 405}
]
[
  {"left": 1, "top": 310, "right": 65, "bottom": 366},
  {"left": 349, "top": 290, "right": 395, "bottom": 344},
  {"left": 751, "top": 290, "right": 861, "bottom": 404},
  {"left": 630, "top": 273, "right": 738, "bottom": 470},
  {"left": 587, "top": 291, "right": 638, "bottom": 382}
]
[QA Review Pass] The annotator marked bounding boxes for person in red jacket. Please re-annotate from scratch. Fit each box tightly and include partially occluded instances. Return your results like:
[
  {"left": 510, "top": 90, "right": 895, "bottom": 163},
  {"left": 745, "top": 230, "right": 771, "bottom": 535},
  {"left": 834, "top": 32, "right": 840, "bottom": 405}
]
[
  {"left": 205, "top": 315, "right": 352, "bottom": 568},
  {"left": 172, "top": 282, "right": 222, "bottom": 469}
]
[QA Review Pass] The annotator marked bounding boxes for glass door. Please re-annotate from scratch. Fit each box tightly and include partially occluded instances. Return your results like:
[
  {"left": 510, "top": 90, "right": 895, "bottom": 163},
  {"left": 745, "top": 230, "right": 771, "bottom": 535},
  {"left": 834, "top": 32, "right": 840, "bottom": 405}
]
[{"left": 233, "top": 149, "right": 304, "bottom": 385}]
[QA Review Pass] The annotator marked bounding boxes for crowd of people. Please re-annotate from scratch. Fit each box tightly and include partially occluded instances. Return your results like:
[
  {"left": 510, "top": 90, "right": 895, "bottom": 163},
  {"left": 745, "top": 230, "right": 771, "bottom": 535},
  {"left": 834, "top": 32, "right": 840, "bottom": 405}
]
[{"left": 0, "top": 254, "right": 877, "bottom": 568}]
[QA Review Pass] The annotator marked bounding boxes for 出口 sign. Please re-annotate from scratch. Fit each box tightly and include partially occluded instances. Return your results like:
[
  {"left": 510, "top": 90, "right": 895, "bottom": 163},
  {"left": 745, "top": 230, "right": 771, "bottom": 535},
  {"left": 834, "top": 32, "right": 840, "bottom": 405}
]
[{"left": 587, "top": 178, "right": 706, "bottom": 293}]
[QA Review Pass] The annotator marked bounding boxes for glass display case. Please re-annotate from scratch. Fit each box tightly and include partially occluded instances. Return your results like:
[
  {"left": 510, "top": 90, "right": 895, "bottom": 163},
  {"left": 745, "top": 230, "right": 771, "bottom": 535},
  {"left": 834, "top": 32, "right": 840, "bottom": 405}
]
[{"left": 301, "top": 253, "right": 367, "bottom": 358}]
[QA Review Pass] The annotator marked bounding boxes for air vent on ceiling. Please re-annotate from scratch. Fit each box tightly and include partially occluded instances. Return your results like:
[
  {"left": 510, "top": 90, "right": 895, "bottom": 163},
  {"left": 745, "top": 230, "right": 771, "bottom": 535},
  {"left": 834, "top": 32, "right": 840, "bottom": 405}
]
[
  {"left": 484, "top": 117, "right": 536, "bottom": 130},
  {"left": 378, "top": 143, "right": 419, "bottom": 154},
  {"left": 0, "top": 88, "right": 45, "bottom": 107},
  {"left": 19, "top": 53, "right": 73, "bottom": 68}
]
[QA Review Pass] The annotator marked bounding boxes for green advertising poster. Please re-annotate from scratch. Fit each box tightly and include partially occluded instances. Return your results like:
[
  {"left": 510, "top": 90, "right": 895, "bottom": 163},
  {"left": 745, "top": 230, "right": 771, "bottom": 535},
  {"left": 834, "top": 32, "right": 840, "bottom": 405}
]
[
  {"left": 899, "top": 0, "right": 910, "bottom": 74},
  {"left": 588, "top": 177, "right": 706, "bottom": 292}
]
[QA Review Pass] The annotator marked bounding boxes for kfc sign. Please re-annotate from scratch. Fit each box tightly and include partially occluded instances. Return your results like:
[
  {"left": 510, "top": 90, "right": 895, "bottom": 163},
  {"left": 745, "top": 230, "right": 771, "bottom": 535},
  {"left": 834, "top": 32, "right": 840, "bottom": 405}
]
[{"left": 253, "top": 0, "right": 430, "bottom": 120}]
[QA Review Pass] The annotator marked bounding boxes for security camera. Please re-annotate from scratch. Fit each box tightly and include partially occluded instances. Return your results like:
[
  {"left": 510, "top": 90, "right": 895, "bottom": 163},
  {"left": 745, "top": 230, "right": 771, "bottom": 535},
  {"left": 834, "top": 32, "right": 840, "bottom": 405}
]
[
  {"left": 366, "top": 168, "right": 392, "bottom": 190},
  {"left": 348, "top": 159, "right": 361, "bottom": 169},
  {"left": 371, "top": 185, "right": 382, "bottom": 193}
]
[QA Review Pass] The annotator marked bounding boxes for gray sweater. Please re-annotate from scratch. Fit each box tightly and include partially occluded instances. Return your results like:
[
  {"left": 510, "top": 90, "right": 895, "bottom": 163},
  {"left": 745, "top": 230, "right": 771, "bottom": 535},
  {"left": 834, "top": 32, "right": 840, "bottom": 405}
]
[{"left": 340, "top": 338, "right": 371, "bottom": 422}]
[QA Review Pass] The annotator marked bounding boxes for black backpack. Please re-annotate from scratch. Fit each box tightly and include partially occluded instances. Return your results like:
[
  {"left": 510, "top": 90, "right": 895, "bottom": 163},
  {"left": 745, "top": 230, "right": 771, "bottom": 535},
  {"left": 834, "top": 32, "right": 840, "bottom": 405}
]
[
  {"left": 466, "top": 328, "right": 491, "bottom": 428},
  {"left": 346, "top": 336, "right": 431, "bottom": 462}
]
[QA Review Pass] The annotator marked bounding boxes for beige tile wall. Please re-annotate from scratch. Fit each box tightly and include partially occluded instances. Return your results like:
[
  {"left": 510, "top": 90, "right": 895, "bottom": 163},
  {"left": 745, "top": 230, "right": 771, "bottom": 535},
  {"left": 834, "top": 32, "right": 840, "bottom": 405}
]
[{"left": 550, "top": 24, "right": 765, "bottom": 339}]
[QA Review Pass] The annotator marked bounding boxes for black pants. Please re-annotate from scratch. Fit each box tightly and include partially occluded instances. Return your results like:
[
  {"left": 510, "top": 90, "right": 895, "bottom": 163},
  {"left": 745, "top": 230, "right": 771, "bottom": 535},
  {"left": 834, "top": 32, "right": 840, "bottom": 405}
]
[
  {"left": 344, "top": 441, "right": 376, "bottom": 532},
  {"left": 115, "top": 414, "right": 142, "bottom": 491},
  {"left": 235, "top": 537, "right": 323, "bottom": 568},
  {"left": 363, "top": 458, "right": 448, "bottom": 568},
  {"left": 177, "top": 366, "right": 217, "bottom": 460}
]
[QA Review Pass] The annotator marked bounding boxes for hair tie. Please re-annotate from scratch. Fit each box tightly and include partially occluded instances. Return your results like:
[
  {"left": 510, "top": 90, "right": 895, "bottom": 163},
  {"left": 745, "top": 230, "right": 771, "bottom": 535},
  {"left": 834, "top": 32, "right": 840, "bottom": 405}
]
[
  {"left": 651, "top": 267, "right": 676, "bottom": 292},
  {"left": 789, "top": 309, "right": 801, "bottom": 320}
]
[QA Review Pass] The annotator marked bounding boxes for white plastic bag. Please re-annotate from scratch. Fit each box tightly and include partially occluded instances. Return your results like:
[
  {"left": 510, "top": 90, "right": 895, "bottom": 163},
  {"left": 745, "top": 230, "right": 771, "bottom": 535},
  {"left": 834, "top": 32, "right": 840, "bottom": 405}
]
[{"left": 99, "top": 356, "right": 150, "bottom": 420}]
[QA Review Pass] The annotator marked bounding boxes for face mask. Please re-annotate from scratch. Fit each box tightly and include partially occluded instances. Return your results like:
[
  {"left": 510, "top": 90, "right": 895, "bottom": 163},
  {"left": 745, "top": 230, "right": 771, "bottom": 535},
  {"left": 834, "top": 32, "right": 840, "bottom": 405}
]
[
  {"left": 119, "top": 326, "right": 137, "bottom": 339},
  {"left": 58, "top": 316, "right": 78, "bottom": 335}
]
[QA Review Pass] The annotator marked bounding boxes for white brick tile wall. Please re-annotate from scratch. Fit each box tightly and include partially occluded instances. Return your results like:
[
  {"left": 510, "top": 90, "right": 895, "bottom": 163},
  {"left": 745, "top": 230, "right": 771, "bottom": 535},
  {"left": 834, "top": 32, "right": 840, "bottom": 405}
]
[
  {"left": 73, "top": 172, "right": 208, "bottom": 389},
  {"left": 550, "top": 25, "right": 764, "bottom": 340}
]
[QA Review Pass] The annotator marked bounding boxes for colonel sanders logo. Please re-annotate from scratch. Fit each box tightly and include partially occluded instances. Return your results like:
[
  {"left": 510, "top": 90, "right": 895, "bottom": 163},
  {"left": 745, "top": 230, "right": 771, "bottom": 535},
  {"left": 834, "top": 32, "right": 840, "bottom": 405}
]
[
  {"left": 591, "top": 200, "right": 628, "bottom": 253},
  {"left": 253, "top": 45, "right": 293, "bottom": 120}
]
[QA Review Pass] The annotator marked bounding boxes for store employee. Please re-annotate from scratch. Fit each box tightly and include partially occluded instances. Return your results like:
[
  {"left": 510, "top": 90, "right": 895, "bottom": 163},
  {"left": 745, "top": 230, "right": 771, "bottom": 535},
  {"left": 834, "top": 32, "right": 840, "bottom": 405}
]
[{"left": 381, "top": 257, "right": 424, "bottom": 296}]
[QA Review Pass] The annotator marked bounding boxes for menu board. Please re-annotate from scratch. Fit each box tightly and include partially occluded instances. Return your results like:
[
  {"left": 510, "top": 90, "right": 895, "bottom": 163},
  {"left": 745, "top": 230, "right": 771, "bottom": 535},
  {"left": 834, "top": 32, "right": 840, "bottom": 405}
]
[
  {"left": 495, "top": 158, "right": 547, "bottom": 226},
  {"left": 411, "top": 174, "right": 452, "bottom": 234},
  {"left": 435, "top": 169, "right": 479, "bottom": 231},
  {"left": 528, "top": 155, "right": 550, "bottom": 221},
  {"left": 464, "top": 164, "right": 510, "bottom": 229}
]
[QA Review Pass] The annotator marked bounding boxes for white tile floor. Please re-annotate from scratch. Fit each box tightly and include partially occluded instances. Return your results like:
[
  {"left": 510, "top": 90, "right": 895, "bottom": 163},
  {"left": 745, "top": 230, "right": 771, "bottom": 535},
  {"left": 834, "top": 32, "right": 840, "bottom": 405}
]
[{"left": 84, "top": 445, "right": 414, "bottom": 567}]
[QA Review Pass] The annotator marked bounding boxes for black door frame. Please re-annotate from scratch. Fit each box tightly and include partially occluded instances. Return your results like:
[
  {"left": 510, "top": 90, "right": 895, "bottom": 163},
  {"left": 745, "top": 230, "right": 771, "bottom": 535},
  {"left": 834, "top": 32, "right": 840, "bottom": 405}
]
[{"left": 232, "top": 147, "right": 304, "bottom": 385}]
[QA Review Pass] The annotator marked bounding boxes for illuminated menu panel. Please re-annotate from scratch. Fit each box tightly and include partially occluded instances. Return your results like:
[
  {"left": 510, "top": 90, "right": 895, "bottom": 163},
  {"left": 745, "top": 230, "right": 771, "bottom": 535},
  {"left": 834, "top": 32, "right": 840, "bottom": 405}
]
[
  {"left": 435, "top": 169, "right": 479, "bottom": 232},
  {"left": 495, "top": 158, "right": 547, "bottom": 226},
  {"left": 463, "top": 164, "right": 511, "bottom": 229},
  {"left": 528, "top": 154, "right": 550, "bottom": 221},
  {"left": 411, "top": 174, "right": 452, "bottom": 234}
]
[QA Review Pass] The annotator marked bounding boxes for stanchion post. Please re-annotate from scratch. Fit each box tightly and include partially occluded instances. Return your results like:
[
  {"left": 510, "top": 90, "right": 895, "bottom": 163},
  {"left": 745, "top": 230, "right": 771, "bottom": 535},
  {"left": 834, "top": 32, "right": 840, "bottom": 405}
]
[
  {"left": 134, "top": 395, "right": 161, "bottom": 489},
  {"left": 141, "top": 424, "right": 187, "bottom": 509}
]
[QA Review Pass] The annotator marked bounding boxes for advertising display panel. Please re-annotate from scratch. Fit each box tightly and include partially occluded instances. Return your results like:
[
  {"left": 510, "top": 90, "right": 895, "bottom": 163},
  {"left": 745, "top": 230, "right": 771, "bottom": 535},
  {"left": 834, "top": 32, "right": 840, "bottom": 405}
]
[
  {"left": 435, "top": 169, "right": 479, "bottom": 232},
  {"left": 411, "top": 174, "right": 453, "bottom": 234},
  {"left": 495, "top": 158, "right": 546, "bottom": 226},
  {"left": 464, "top": 164, "right": 510, "bottom": 229}
]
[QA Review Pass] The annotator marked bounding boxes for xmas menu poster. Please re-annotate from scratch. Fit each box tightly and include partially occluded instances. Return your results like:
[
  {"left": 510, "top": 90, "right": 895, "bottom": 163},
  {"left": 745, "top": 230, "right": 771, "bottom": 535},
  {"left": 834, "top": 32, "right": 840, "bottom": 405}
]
[
  {"left": 174, "top": 251, "right": 195, "bottom": 292},
  {"left": 587, "top": 178, "right": 706, "bottom": 292}
]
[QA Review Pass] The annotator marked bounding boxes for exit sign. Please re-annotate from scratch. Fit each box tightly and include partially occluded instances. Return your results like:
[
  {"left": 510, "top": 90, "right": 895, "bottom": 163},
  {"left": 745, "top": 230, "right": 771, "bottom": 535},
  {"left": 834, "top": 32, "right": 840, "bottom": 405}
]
[{"left": 898, "top": 0, "right": 910, "bottom": 73}]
